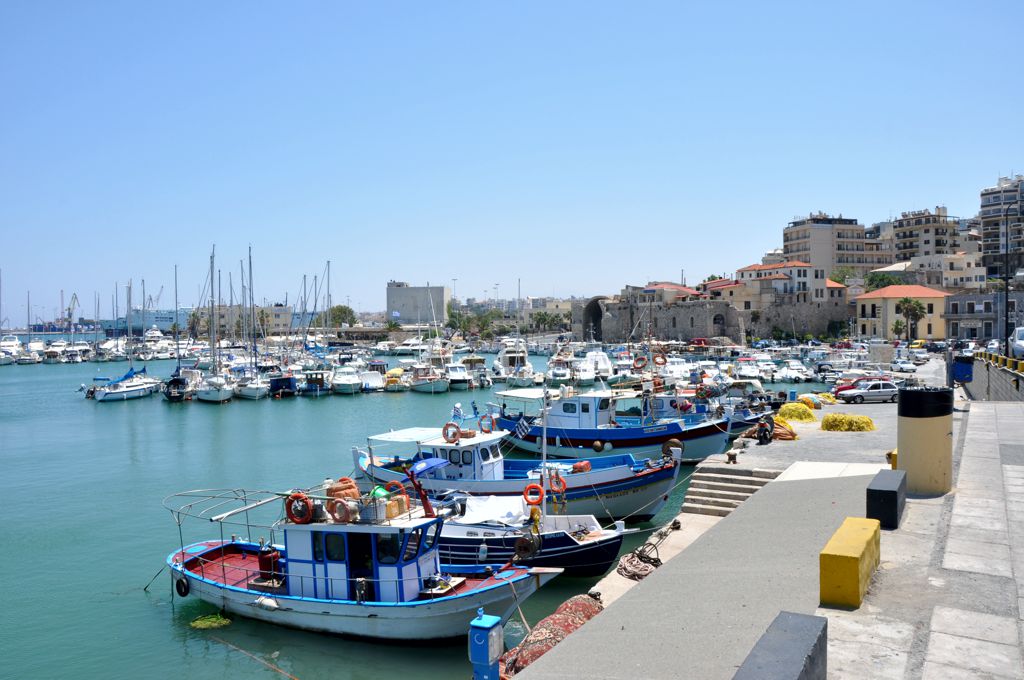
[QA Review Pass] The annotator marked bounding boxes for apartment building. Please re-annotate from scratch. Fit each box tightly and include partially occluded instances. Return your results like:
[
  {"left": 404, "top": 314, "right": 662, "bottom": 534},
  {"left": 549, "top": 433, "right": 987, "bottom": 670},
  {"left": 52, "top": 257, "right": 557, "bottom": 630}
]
[
  {"left": 783, "top": 212, "right": 892, "bottom": 278},
  {"left": 892, "top": 206, "right": 961, "bottom": 261},
  {"left": 979, "top": 175, "right": 1024, "bottom": 276}
]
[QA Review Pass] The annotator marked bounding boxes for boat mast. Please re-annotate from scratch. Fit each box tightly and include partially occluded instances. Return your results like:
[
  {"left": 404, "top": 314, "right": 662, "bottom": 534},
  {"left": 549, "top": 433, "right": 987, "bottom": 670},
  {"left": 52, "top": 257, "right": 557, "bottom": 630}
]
[
  {"left": 541, "top": 388, "right": 549, "bottom": 522},
  {"left": 248, "top": 246, "right": 256, "bottom": 368},
  {"left": 173, "top": 265, "right": 180, "bottom": 371},
  {"left": 209, "top": 247, "right": 217, "bottom": 374},
  {"left": 126, "top": 281, "right": 133, "bottom": 368}
]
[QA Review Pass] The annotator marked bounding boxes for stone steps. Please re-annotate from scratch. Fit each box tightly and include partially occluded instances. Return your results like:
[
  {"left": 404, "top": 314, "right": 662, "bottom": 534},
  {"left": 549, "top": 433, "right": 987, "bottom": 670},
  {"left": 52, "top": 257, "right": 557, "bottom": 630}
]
[{"left": 681, "top": 465, "right": 784, "bottom": 518}]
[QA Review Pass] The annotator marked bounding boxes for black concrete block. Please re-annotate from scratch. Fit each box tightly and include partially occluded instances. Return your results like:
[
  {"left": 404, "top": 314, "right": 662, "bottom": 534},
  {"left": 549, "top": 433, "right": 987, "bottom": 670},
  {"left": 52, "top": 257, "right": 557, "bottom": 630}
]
[
  {"left": 734, "top": 611, "right": 827, "bottom": 680},
  {"left": 866, "top": 469, "right": 907, "bottom": 530}
]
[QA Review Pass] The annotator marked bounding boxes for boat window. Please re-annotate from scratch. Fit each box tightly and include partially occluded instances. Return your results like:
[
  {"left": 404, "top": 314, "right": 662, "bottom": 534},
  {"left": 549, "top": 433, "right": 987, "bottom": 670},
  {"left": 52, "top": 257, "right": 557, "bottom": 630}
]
[
  {"left": 599, "top": 398, "right": 610, "bottom": 410},
  {"left": 376, "top": 533, "right": 401, "bottom": 565},
  {"left": 462, "top": 450, "right": 474, "bottom": 465},
  {"left": 422, "top": 522, "right": 441, "bottom": 550},
  {"left": 448, "top": 450, "right": 460, "bottom": 465},
  {"left": 479, "top": 446, "right": 491, "bottom": 462},
  {"left": 403, "top": 528, "right": 423, "bottom": 561},
  {"left": 312, "top": 532, "right": 325, "bottom": 562},
  {"left": 581, "top": 403, "right": 590, "bottom": 413},
  {"left": 562, "top": 403, "right": 577, "bottom": 414},
  {"left": 325, "top": 533, "right": 346, "bottom": 562}
]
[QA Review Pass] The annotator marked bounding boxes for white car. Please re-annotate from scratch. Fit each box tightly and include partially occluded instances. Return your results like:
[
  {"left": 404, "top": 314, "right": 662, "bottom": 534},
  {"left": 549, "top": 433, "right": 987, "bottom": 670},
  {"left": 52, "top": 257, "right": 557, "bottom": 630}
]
[
  {"left": 1012, "top": 328, "right": 1024, "bottom": 359},
  {"left": 890, "top": 360, "right": 916, "bottom": 373},
  {"left": 986, "top": 339, "right": 1003, "bottom": 353},
  {"left": 838, "top": 380, "right": 900, "bottom": 404}
]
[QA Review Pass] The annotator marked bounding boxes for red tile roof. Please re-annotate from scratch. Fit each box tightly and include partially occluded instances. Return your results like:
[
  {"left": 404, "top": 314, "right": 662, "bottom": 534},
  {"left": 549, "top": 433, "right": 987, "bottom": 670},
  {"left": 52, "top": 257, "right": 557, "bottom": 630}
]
[
  {"left": 759, "top": 273, "right": 791, "bottom": 280},
  {"left": 736, "top": 260, "right": 812, "bottom": 272},
  {"left": 825, "top": 279, "right": 846, "bottom": 288},
  {"left": 645, "top": 282, "right": 702, "bottom": 296},
  {"left": 703, "top": 278, "right": 740, "bottom": 290},
  {"left": 855, "top": 284, "right": 950, "bottom": 300}
]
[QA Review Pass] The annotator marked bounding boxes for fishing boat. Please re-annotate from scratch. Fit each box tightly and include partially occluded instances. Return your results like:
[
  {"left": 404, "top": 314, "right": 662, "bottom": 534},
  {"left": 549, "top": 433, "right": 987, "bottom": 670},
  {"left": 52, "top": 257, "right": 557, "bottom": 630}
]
[
  {"left": 353, "top": 426, "right": 683, "bottom": 522},
  {"left": 268, "top": 369, "right": 298, "bottom": 397},
  {"left": 163, "top": 368, "right": 202, "bottom": 402},
  {"left": 383, "top": 368, "right": 411, "bottom": 392},
  {"left": 408, "top": 363, "right": 450, "bottom": 393},
  {"left": 162, "top": 477, "right": 561, "bottom": 640},
  {"left": 492, "top": 387, "right": 731, "bottom": 460},
  {"left": 437, "top": 495, "right": 626, "bottom": 577}
]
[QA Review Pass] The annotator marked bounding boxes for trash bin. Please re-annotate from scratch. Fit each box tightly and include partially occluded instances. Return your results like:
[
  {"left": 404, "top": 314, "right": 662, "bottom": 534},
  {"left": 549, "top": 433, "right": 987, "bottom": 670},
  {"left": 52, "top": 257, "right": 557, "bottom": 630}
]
[
  {"left": 951, "top": 356, "right": 974, "bottom": 383},
  {"left": 788, "top": 389, "right": 798, "bottom": 402},
  {"left": 896, "top": 387, "right": 953, "bottom": 495}
]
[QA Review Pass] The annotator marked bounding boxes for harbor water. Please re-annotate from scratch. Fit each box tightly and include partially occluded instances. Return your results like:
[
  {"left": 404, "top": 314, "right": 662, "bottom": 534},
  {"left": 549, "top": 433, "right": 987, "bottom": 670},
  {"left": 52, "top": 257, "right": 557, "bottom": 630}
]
[{"left": 0, "top": 355, "right": 823, "bottom": 678}]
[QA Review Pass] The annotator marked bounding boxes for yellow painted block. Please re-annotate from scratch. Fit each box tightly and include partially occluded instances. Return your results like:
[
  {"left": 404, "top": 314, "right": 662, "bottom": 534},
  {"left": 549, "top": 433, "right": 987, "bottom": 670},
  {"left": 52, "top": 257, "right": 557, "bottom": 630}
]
[
  {"left": 890, "top": 450, "right": 898, "bottom": 470},
  {"left": 820, "top": 517, "right": 880, "bottom": 608}
]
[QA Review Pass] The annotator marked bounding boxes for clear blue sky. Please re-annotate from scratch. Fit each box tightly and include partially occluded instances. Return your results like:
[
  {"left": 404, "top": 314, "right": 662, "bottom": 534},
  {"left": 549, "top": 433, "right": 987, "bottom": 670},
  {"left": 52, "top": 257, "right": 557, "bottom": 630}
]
[{"left": 2, "top": 1, "right": 1021, "bottom": 324}]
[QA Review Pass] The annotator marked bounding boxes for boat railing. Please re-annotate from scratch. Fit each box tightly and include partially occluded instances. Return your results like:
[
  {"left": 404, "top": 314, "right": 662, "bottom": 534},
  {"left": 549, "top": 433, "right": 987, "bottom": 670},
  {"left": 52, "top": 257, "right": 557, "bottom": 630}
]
[{"left": 173, "top": 543, "right": 495, "bottom": 601}]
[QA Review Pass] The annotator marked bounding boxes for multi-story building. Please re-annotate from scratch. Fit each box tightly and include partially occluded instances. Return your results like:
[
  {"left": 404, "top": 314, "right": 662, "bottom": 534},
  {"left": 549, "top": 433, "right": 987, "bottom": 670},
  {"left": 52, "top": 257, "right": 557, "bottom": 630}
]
[
  {"left": 908, "top": 252, "right": 987, "bottom": 291},
  {"left": 735, "top": 260, "right": 823, "bottom": 304},
  {"left": 783, "top": 212, "right": 892, "bottom": 278},
  {"left": 892, "top": 206, "right": 961, "bottom": 262},
  {"left": 855, "top": 284, "right": 949, "bottom": 340},
  {"left": 945, "top": 292, "right": 1024, "bottom": 342},
  {"left": 385, "top": 281, "right": 450, "bottom": 325},
  {"left": 979, "top": 175, "right": 1024, "bottom": 276}
]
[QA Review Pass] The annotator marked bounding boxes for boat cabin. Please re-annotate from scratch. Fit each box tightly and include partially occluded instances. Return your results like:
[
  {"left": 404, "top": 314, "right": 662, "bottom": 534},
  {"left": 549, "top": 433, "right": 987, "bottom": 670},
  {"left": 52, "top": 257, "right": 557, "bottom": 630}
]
[
  {"left": 495, "top": 388, "right": 616, "bottom": 429},
  {"left": 365, "top": 428, "right": 509, "bottom": 482},
  {"left": 281, "top": 512, "right": 443, "bottom": 603}
]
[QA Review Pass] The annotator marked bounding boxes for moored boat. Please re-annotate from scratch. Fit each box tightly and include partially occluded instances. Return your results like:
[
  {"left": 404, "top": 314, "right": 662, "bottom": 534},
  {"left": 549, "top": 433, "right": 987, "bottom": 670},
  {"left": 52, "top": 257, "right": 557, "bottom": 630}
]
[{"left": 162, "top": 480, "right": 561, "bottom": 640}]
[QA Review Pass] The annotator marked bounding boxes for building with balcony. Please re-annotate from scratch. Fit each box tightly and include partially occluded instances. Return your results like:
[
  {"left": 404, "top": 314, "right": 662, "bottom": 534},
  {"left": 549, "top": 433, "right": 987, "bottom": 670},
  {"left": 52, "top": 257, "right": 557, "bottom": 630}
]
[
  {"left": 945, "top": 292, "right": 1024, "bottom": 341},
  {"left": 892, "top": 206, "right": 961, "bottom": 262},
  {"left": 979, "top": 175, "right": 1024, "bottom": 276},
  {"left": 783, "top": 212, "right": 892, "bottom": 279},
  {"left": 855, "top": 284, "right": 949, "bottom": 340}
]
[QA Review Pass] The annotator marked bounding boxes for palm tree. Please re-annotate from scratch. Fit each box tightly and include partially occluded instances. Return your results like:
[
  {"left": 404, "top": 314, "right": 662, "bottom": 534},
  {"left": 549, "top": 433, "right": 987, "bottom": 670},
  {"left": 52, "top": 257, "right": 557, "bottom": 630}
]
[
  {"left": 895, "top": 297, "right": 926, "bottom": 340},
  {"left": 891, "top": 319, "right": 906, "bottom": 339}
]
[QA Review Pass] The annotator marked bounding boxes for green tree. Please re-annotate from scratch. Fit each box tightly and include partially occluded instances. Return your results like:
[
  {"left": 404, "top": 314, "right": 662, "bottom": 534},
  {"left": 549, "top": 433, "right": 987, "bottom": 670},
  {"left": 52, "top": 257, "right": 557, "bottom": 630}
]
[
  {"left": 702, "top": 274, "right": 724, "bottom": 283},
  {"left": 257, "top": 309, "right": 269, "bottom": 336},
  {"left": 895, "top": 297, "right": 926, "bottom": 340},
  {"left": 384, "top": 320, "right": 401, "bottom": 331},
  {"left": 316, "top": 305, "right": 356, "bottom": 327},
  {"left": 891, "top": 319, "right": 906, "bottom": 338},
  {"left": 866, "top": 272, "right": 902, "bottom": 291},
  {"left": 830, "top": 266, "right": 856, "bottom": 285}
]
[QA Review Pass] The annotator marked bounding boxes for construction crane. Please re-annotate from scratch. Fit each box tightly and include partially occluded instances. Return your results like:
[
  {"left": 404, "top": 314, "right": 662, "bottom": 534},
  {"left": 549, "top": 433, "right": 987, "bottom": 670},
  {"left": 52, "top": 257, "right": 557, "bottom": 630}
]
[
  {"left": 148, "top": 285, "right": 164, "bottom": 311},
  {"left": 66, "top": 293, "right": 80, "bottom": 331}
]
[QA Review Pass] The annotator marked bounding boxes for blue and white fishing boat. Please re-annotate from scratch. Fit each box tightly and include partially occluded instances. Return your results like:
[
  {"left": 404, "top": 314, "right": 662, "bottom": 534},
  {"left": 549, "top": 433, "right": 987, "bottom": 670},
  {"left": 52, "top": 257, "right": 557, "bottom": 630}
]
[
  {"left": 163, "top": 478, "right": 561, "bottom": 640},
  {"left": 353, "top": 426, "right": 683, "bottom": 522},
  {"left": 492, "top": 387, "right": 731, "bottom": 460}
]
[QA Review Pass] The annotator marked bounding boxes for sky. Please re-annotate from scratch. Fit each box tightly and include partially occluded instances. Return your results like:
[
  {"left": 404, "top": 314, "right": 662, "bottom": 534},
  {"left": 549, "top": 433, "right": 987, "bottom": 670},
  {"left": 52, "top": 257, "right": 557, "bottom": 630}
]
[{"left": 1, "top": 1, "right": 1022, "bottom": 324}]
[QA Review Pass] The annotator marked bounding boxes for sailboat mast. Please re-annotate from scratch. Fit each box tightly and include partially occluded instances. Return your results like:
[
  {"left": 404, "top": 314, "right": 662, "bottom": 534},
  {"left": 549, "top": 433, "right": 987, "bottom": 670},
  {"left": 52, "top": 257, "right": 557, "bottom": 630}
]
[
  {"left": 210, "top": 247, "right": 217, "bottom": 373},
  {"left": 541, "top": 388, "right": 549, "bottom": 521},
  {"left": 248, "top": 246, "right": 256, "bottom": 365},
  {"left": 173, "top": 265, "right": 180, "bottom": 370}
]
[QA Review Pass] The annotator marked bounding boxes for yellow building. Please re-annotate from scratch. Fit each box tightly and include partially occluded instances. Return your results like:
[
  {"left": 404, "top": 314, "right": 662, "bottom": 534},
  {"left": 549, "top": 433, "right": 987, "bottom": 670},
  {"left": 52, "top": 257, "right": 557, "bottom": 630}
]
[{"left": 855, "top": 285, "right": 949, "bottom": 340}]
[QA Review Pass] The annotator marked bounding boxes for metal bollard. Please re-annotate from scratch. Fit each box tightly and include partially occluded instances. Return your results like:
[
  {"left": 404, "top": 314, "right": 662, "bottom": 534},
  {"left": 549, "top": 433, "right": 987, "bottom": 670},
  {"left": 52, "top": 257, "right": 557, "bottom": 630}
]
[{"left": 896, "top": 387, "right": 953, "bottom": 495}]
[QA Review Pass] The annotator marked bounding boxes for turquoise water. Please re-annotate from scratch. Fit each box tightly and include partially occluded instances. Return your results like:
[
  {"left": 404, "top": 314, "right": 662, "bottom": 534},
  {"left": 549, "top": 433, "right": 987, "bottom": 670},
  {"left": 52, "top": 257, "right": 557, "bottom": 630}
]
[
  {"left": 0, "top": 355, "right": 825, "bottom": 678},
  {"left": 0, "top": 356, "right": 690, "bottom": 679}
]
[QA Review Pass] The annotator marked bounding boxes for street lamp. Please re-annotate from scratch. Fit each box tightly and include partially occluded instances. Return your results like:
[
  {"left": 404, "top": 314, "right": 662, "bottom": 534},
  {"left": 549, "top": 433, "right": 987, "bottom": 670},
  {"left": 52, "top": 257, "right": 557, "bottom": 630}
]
[
  {"left": 451, "top": 278, "right": 457, "bottom": 302},
  {"left": 1004, "top": 200, "right": 1020, "bottom": 355}
]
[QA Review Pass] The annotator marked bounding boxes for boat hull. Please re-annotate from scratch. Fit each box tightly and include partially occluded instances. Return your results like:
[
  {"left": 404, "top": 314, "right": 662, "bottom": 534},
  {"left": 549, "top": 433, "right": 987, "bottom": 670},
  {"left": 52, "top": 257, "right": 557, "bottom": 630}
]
[
  {"left": 495, "top": 416, "right": 731, "bottom": 460},
  {"left": 411, "top": 379, "right": 450, "bottom": 394},
  {"left": 438, "top": 528, "right": 624, "bottom": 578},
  {"left": 358, "top": 455, "right": 681, "bottom": 522},
  {"left": 168, "top": 544, "right": 558, "bottom": 640}
]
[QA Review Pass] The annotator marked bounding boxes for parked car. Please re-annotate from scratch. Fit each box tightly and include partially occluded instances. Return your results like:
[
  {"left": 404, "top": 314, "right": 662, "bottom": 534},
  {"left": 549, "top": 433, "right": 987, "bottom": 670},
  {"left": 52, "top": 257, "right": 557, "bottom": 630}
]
[
  {"left": 890, "top": 359, "right": 917, "bottom": 373},
  {"left": 838, "top": 380, "right": 900, "bottom": 404},
  {"left": 910, "top": 339, "right": 927, "bottom": 349},
  {"left": 986, "top": 339, "right": 1003, "bottom": 353},
  {"left": 908, "top": 348, "right": 928, "bottom": 362},
  {"left": 1011, "top": 328, "right": 1024, "bottom": 359},
  {"left": 926, "top": 341, "right": 947, "bottom": 353}
]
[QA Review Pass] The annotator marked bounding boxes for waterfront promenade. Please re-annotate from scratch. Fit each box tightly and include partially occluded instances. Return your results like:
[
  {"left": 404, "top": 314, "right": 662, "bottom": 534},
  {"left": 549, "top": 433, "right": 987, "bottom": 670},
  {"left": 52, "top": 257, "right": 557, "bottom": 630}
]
[{"left": 520, "top": 360, "right": 1024, "bottom": 679}]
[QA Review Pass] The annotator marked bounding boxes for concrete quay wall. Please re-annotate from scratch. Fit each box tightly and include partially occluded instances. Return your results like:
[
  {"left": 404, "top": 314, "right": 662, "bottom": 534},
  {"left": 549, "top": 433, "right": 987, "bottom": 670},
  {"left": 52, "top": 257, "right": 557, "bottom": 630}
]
[{"left": 964, "top": 356, "right": 1024, "bottom": 402}]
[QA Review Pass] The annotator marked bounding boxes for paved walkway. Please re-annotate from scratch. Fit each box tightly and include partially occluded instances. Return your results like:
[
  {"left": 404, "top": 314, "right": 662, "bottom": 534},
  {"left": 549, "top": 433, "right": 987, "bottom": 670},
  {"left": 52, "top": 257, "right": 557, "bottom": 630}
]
[
  {"left": 517, "top": 369, "right": 1023, "bottom": 678},
  {"left": 820, "top": 400, "right": 1023, "bottom": 679}
]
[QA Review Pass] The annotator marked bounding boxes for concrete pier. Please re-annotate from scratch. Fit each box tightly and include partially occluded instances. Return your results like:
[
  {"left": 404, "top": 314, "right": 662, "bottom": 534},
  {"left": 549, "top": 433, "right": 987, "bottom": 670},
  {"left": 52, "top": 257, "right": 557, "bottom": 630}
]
[{"left": 518, "top": 357, "right": 1024, "bottom": 679}]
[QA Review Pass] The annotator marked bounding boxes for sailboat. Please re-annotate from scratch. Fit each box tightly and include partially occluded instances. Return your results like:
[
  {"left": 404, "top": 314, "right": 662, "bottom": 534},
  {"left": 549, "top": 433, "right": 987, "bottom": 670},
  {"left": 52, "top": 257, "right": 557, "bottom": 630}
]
[
  {"left": 233, "top": 248, "right": 270, "bottom": 400},
  {"left": 93, "top": 282, "right": 162, "bottom": 402},
  {"left": 196, "top": 248, "right": 234, "bottom": 403},
  {"left": 163, "top": 266, "right": 200, "bottom": 402}
]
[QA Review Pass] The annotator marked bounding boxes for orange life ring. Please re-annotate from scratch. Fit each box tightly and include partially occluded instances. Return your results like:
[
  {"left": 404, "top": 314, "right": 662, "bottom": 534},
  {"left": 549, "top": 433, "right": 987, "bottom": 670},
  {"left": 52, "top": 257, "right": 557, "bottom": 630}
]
[
  {"left": 549, "top": 474, "right": 567, "bottom": 494},
  {"left": 633, "top": 356, "right": 648, "bottom": 370},
  {"left": 285, "top": 492, "right": 313, "bottom": 524},
  {"left": 326, "top": 497, "right": 353, "bottom": 523},
  {"left": 478, "top": 415, "right": 495, "bottom": 434},
  {"left": 653, "top": 352, "right": 667, "bottom": 367},
  {"left": 523, "top": 483, "right": 545, "bottom": 506},
  {"left": 442, "top": 421, "right": 460, "bottom": 443},
  {"left": 384, "top": 481, "right": 410, "bottom": 500}
]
